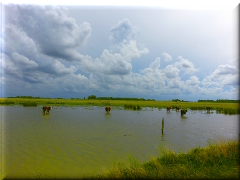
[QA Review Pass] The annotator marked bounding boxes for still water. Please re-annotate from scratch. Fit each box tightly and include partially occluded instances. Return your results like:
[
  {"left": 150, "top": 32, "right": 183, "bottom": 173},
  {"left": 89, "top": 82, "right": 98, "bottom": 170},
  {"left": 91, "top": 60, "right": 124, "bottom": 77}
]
[{"left": 1, "top": 105, "right": 239, "bottom": 178}]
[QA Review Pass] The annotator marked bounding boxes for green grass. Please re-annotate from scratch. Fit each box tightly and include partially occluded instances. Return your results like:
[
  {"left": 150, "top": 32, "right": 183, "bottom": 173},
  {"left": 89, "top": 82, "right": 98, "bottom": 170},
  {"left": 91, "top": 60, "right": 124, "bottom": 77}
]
[
  {"left": 82, "top": 138, "right": 239, "bottom": 179},
  {"left": 0, "top": 98, "right": 239, "bottom": 114}
]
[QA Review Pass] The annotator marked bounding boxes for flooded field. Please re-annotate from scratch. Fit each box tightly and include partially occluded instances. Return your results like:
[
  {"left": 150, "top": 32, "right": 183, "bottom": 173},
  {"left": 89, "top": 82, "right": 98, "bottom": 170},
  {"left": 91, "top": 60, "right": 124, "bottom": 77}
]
[{"left": 1, "top": 105, "right": 239, "bottom": 179}]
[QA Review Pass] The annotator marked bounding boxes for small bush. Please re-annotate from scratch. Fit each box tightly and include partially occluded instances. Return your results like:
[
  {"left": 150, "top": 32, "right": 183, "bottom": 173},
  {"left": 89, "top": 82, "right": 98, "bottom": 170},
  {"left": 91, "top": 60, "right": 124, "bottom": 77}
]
[{"left": 0, "top": 101, "right": 15, "bottom": 105}]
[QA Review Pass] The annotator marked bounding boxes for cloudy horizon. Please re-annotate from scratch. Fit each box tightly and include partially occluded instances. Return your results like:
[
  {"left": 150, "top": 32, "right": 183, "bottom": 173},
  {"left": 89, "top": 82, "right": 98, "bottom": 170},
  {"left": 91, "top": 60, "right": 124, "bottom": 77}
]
[{"left": 1, "top": 3, "right": 239, "bottom": 101}]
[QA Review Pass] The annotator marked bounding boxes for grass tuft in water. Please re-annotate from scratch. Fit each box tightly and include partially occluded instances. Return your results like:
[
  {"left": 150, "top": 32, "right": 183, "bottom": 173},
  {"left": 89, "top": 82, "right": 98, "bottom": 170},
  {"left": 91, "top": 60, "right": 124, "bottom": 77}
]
[
  {"left": 21, "top": 102, "right": 38, "bottom": 107},
  {"left": 124, "top": 104, "right": 141, "bottom": 110}
]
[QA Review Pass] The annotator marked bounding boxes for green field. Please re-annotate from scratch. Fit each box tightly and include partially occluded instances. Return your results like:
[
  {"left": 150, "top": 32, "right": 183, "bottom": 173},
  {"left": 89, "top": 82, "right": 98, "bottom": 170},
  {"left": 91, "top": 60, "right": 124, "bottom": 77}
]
[
  {"left": 0, "top": 98, "right": 239, "bottom": 114},
  {"left": 82, "top": 138, "right": 239, "bottom": 179}
]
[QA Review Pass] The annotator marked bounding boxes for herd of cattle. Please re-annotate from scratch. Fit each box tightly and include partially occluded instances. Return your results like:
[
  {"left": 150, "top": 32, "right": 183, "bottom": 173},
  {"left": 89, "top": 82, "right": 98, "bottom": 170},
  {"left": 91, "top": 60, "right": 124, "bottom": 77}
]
[
  {"left": 42, "top": 106, "right": 112, "bottom": 114},
  {"left": 42, "top": 105, "right": 211, "bottom": 116},
  {"left": 167, "top": 106, "right": 211, "bottom": 116}
]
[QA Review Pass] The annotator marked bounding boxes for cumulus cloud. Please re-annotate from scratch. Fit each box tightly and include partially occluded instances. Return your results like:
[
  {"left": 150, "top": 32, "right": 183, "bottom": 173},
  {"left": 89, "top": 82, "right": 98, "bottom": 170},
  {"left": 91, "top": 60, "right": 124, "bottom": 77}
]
[
  {"left": 40, "top": 60, "right": 78, "bottom": 76},
  {"left": 3, "top": 24, "right": 38, "bottom": 58},
  {"left": 211, "top": 64, "right": 238, "bottom": 76},
  {"left": 80, "top": 49, "right": 132, "bottom": 75},
  {"left": 109, "top": 18, "right": 138, "bottom": 43},
  {"left": 161, "top": 52, "right": 172, "bottom": 62},
  {"left": 12, "top": 52, "right": 38, "bottom": 69},
  {"left": 13, "top": 4, "right": 91, "bottom": 62},
  {"left": 120, "top": 40, "right": 149, "bottom": 62},
  {"left": 149, "top": 57, "right": 161, "bottom": 70},
  {"left": 202, "top": 64, "right": 239, "bottom": 87},
  {"left": 175, "top": 56, "right": 198, "bottom": 74},
  {"left": 186, "top": 75, "right": 200, "bottom": 86},
  {"left": 164, "top": 65, "right": 180, "bottom": 79},
  {"left": 168, "top": 80, "right": 182, "bottom": 89}
]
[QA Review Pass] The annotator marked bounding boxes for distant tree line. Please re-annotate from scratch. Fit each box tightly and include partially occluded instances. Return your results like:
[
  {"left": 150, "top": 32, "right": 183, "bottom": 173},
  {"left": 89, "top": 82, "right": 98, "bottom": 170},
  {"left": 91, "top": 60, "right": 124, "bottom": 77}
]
[
  {"left": 172, "top": 99, "right": 181, "bottom": 102},
  {"left": 88, "top": 95, "right": 97, "bottom": 99},
  {"left": 198, "top": 99, "right": 240, "bottom": 103},
  {"left": 86, "top": 95, "right": 155, "bottom": 101},
  {"left": 216, "top": 99, "right": 240, "bottom": 103},
  {"left": 97, "top": 96, "right": 155, "bottom": 101},
  {"left": 198, "top": 100, "right": 215, "bottom": 102},
  {"left": 172, "top": 99, "right": 191, "bottom": 102},
  {"left": 8, "top": 96, "right": 63, "bottom": 99}
]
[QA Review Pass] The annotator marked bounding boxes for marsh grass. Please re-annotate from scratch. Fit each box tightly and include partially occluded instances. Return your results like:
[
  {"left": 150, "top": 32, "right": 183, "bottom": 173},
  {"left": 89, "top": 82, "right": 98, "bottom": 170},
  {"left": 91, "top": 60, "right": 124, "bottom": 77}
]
[
  {"left": 83, "top": 138, "right": 239, "bottom": 179},
  {"left": 0, "top": 98, "right": 239, "bottom": 114},
  {"left": 0, "top": 101, "right": 14, "bottom": 105}
]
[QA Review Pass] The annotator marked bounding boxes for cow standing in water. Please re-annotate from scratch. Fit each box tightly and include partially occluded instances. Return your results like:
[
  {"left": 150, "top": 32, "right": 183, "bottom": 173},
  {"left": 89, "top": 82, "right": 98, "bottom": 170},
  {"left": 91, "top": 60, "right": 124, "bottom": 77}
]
[
  {"left": 181, "top": 109, "right": 188, "bottom": 116},
  {"left": 43, "top": 106, "right": 53, "bottom": 114},
  {"left": 176, "top": 106, "right": 180, "bottom": 111},
  {"left": 105, "top": 106, "right": 111, "bottom": 113},
  {"left": 166, "top": 106, "right": 172, "bottom": 112}
]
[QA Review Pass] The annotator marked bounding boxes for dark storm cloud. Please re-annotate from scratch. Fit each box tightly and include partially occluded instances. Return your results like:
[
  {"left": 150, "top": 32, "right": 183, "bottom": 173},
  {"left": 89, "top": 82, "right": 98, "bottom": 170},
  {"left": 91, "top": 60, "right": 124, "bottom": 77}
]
[{"left": 13, "top": 4, "right": 91, "bottom": 61}]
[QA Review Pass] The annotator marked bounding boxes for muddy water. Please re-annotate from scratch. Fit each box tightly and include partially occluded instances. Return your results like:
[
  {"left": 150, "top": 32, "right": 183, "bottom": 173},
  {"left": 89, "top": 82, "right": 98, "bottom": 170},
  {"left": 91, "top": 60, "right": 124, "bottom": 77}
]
[{"left": 1, "top": 106, "right": 239, "bottom": 178}]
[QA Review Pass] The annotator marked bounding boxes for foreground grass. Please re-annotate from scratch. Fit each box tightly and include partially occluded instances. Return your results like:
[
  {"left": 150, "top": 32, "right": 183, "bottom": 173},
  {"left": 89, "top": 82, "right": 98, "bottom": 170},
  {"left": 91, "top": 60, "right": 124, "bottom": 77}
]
[
  {"left": 83, "top": 139, "right": 239, "bottom": 179},
  {"left": 0, "top": 98, "right": 239, "bottom": 114}
]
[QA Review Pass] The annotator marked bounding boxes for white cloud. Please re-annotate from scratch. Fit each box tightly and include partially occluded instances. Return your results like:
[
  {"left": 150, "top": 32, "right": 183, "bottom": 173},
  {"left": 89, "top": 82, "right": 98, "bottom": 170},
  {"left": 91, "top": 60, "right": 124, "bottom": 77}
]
[
  {"left": 161, "top": 52, "right": 172, "bottom": 62},
  {"left": 202, "top": 64, "right": 239, "bottom": 88},
  {"left": 175, "top": 56, "right": 198, "bottom": 74},
  {"left": 120, "top": 40, "right": 149, "bottom": 62},
  {"left": 149, "top": 57, "right": 161, "bottom": 70},
  {"left": 211, "top": 64, "right": 238, "bottom": 76},
  {"left": 167, "top": 80, "right": 182, "bottom": 89},
  {"left": 80, "top": 49, "right": 132, "bottom": 75},
  {"left": 186, "top": 75, "right": 200, "bottom": 86},
  {"left": 164, "top": 65, "right": 180, "bottom": 79},
  {"left": 109, "top": 18, "right": 138, "bottom": 43}
]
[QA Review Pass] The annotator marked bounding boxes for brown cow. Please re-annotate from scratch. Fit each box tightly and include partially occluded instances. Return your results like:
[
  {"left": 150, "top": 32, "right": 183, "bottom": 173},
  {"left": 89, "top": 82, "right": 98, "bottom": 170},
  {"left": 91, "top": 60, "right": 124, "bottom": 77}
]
[
  {"left": 166, "top": 106, "right": 172, "bottom": 112},
  {"left": 105, "top": 106, "right": 111, "bottom": 113},
  {"left": 181, "top": 109, "right": 187, "bottom": 116},
  {"left": 176, "top": 106, "right": 181, "bottom": 111},
  {"left": 43, "top": 106, "right": 53, "bottom": 114}
]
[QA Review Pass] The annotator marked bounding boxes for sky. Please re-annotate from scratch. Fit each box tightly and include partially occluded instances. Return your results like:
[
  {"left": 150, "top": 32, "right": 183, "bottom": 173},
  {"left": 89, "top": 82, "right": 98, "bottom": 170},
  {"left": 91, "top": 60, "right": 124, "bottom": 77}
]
[{"left": 0, "top": 1, "right": 239, "bottom": 101}]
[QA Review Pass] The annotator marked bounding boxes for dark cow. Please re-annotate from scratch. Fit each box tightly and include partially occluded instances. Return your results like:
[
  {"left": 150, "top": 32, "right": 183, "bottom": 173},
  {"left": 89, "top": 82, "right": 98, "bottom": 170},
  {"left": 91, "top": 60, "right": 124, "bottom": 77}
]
[
  {"left": 206, "top": 107, "right": 211, "bottom": 111},
  {"left": 181, "top": 109, "right": 187, "bottom": 116},
  {"left": 176, "top": 106, "right": 181, "bottom": 111},
  {"left": 166, "top": 106, "right": 172, "bottom": 112},
  {"left": 105, "top": 106, "right": 111, "bottom": 113},
  {"left": 43, "top": 106, "right": 53, "bottom": 114}
]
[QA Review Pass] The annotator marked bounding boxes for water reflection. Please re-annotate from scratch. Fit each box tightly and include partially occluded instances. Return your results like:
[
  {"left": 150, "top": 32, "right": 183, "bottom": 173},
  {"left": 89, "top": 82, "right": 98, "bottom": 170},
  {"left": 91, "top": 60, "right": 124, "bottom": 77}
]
[
  {"left": 105, "top": 112, "right": 111, "bottom": 118},
  {"left": 161, "top": 133, "right": 165, "bottom": 141},
  {"left": 180, "top": 116, "right": 187, "bottom": 120}
]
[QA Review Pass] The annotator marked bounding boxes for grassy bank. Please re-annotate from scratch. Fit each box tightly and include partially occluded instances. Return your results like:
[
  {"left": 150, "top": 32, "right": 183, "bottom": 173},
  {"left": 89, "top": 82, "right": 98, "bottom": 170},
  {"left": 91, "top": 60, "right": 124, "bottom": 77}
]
[
  {"left": 83, "top": 138, "right": 239, "bottom": 179},
  {"left": 0, "top": 98, "right": 239, "bottom": 114}
]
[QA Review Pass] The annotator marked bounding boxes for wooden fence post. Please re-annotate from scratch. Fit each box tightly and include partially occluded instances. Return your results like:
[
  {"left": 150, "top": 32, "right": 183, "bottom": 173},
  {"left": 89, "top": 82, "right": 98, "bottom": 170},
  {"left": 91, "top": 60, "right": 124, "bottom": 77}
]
[{"left": 162, "top": 118, "right": 164, "bottom": 134}]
